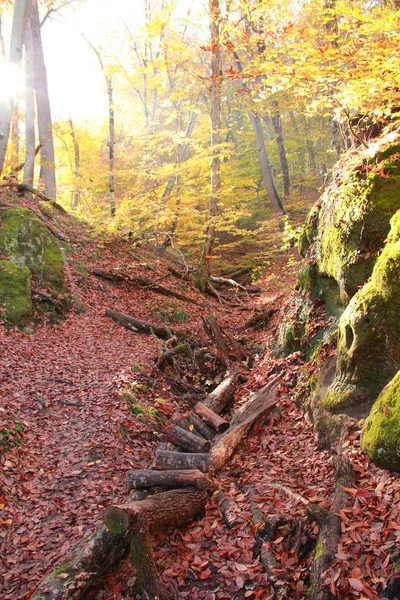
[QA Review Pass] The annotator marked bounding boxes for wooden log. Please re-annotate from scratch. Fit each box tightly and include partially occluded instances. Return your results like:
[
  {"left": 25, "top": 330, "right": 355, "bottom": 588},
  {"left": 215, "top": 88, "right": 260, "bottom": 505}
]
[
  {"left": 163, "top": 424, "right": 210, "bottom": 453},
  {"left": 208, "top": 381, "right": 279, "bottom": 473},
  {"left": 171, "top": 412, "right": 191, "bottom": 431},
  {"left": 186, "top": 413, "right": 216, "bottom": 441},
  {"left": 203, "top": 366, "right": 240, "bottom": 414},
  {"left": 127, "top": 469, "right": 206, "bottom": 491},
  {"left": 94, "top": 268, "right": 200, "bottom": 305},
  {"left": 154, "top": 449, "right": 209, "bottom": 472},
  {"left": 105, "top": 488, "right": 207, "bottom": 600},
  {"left": 308, "top": 455, "right": 355, "bottom": 600},
  {"left": 214, "top": 490, "right": 243, "bottom": 529},
  {"left": 105, "top": 309, "right": 185, "bottom": 340},
  {"left": 230, "top": 375, "right": 280, "bottom": 427},
  {"left": 29, "top": 490, "right": 146, "bottom": 600},
  {"left": 156, "top": 342, "right": 192, "bottom": 369},
  {"left": 193, "top": 401, "right": 230, "bottom": 433}
]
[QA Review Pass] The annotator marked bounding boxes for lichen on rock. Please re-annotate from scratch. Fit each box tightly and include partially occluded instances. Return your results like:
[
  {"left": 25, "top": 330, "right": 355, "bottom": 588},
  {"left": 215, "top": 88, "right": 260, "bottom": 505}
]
[
  {"left": 361, "top": 369, "right": 400, "bottom": 471},
  {"left": 0, "top": 260, "right": 32, "bottom": 326}
]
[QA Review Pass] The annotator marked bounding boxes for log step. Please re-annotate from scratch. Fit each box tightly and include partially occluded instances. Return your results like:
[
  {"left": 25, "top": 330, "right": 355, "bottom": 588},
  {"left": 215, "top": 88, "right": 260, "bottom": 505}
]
[
  {"left": 127, "top": 469, "right": 206, "bottom": 491},
  {"left": 163, "top": 424, "right": 210, "bottom": 453},
  {"left": 154, "top": 450, "right": 209, "bottom": 472},
  {"left": 193, "top": 401, "right": 229, "bottom": 433}
]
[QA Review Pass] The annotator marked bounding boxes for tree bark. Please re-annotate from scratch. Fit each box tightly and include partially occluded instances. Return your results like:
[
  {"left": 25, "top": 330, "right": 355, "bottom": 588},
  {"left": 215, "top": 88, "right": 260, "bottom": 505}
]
[
  {"left": 308, "top": 455, "right": 355, "bottom": 600},
  {"left": 203, "top": 366, "right": 240, "bottom": 413},
  {"left": 208, "top": 378, "right": 279, "bottom": 473},
  {"left": 163, "top": 424, "right": 211, "bottom": 453},
  {"left": 0, "top": 0, "right": 30, "bottom": 177},
  {"left": 193, "top": 401, "right": 230, "bottom": 433},
  {"left": 107, "top": 74, "right": 115, "bottom": 217},
  {"left": 23, "top": 18, "right": 35, "bottom": 186},
  {"left": 271, "top": 99, "right": 290, "bottom": 196},
  {"left": 105, "top": 488, "right": 208, "bottom": 600},
  {"left": 127, "top": 469, "right": 206, "bottom": 491},
  {"left": 186, "top": 412, "right": 216, "bottom": 441},
  {"left": 154, "top": 449, "right": 209, "bottom": 472},
  {"left": 29, "top": 0, "right": 56, "bottom": 199},
  {"left": 196, "top": 0, "right": 222, "bottom": 293}
]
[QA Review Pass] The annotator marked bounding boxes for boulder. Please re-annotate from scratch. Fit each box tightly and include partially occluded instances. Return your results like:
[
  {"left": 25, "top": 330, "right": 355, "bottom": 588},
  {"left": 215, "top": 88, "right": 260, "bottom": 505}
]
[
  {"left": 322, "top": 210, "right": 400, "bottom": 416},
  {"left": 0, "top": 207, "right": 65, "bottom": 293},
  {"left": 0, "top": 260, "right": 32, "bottom": 326},
  {"left": 361, "top": 369, "right": 400, "bottom": 471}
]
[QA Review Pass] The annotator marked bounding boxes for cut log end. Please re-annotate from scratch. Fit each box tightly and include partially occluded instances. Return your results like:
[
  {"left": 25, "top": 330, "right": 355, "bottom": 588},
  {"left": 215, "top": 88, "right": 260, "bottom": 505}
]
[{"left": 104, "top": 505, "right": 130, "bottom": 535}]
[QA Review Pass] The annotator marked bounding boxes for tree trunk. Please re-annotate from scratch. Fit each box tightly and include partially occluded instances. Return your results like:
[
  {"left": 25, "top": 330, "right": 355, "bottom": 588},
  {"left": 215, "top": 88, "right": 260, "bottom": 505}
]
[
  {"left": 196, "top": 0, "right": 221, "bottom": 293},
  {"left": 68, "top": 118, "right": 80, "bottom": 208},
  {"left": 0, "top": 0, "right": 30, "bottom": 177},
  {"left": 249, "top": 112, "right": 283, "bottom": 213},
  {"left": 29, "top": 0, "right": 56, "bottom": 199},
  {"left": 105, "top": 488, "right": 208, "bottom": 600},
  {"left": 23, "top": 18, "right": 35, "bottom": 185},
  {"left": 107, "top": 74, "right": 115, "bottom": 217},
  {"left": 271, "top": 99, "right": 290, "bottom": 196}
]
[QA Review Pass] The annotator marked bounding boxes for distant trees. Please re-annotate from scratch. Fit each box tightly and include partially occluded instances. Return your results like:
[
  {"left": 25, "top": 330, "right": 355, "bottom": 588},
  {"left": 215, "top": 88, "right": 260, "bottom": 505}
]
[
  {"left": 0, "top": 0, "right": 30, "bottom": 176},
  {"left": 0, "top": 0, "right": 57, "bottom": 199}
]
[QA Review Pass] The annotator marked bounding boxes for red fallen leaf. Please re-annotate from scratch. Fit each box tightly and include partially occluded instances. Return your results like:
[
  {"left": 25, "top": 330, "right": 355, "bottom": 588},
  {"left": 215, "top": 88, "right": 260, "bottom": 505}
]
[
  {"left": 384, "top": 407, "right": 391, "bottom": 417},
  {"left": 348, "top": 577, "right": 365, "bottom": 592},
  {"left": 236, "top": 575, "right": 245, "bottom": 589},
  {"left": 341, "top": 487, "right": 358, "bottom": 496},
  {"left": 235, "top": 563, "right": 247, "bottom": 572},
  {"left": 198, "top": 568, "right": 211, "bottom": 580}
]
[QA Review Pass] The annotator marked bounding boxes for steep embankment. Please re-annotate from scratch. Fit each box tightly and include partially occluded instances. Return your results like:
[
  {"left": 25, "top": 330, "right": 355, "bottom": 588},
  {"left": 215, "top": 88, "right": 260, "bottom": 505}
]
[{"left": 276, "top": 127, "right": 400, "bottom": 472}]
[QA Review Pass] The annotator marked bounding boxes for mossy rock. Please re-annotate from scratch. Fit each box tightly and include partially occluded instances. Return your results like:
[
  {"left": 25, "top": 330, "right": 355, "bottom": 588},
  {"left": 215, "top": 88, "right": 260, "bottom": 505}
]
[
  {"left": 0, "top": 260, "right": 32, "bottom": 326},
  {"left": 298, "top": 206, "right": 320, "bottom": 258},
  {"left": 317, "top": 147, "right": 400, "bottom": 305},
  {"left": 296, "top": 262, "right": 342, "bottom": 317},
  {"left": 361, "top": 369, "right": 400, "bottom": 471},
  {"left": 322, "top": 209, "right": 400, "bottom": 415},
  {"left": 0, "top": 207, "right": 65, "bottom": 294}
]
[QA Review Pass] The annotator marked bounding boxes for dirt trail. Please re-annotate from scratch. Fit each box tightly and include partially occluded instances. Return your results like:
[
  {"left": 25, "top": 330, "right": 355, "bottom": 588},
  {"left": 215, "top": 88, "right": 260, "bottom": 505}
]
[{"left": 1, "top": 252, "right": 398, "bottom": 600}]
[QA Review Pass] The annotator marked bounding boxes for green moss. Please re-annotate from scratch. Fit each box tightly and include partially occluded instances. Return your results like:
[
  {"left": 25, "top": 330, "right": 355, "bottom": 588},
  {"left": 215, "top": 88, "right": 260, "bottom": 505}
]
[
  {"left": 314, "top": 536, "right": 325, "bottom": 560},
  {"left": 322, "top": 210, "right": 400, "bottom": 414},
  {"left": 0, "top": 207, "right": 65, "bottom": 293},
  {"left": 0, "top": 260, "right": 32, "bottom": 326},
  {"left": 317, "top": 151, "right": 400, "bottom": 304},
  {"left": 361, "top": 369, "right": 400, "bottom": 471},
  {"left": 298, "top": 206, "right": 320, "bottom": 257}
]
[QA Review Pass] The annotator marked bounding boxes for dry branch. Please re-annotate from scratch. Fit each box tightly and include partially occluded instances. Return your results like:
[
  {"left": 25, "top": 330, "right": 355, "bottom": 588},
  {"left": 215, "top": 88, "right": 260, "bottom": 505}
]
[
  {"left": 93, "top": 268, "right": 199, "bottom": 305},
  {"left": 105, "top": 309, "right": 185, "bottom": 341}
]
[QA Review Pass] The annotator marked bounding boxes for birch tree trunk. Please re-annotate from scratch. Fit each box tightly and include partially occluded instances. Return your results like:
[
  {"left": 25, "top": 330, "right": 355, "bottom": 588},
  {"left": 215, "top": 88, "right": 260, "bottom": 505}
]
[
  {"left": 0, "top": 0, "right": 30, "bottom": 177},
  {"left": 29, "top": 0, "right": 56, "bottom": 199},
  {"left": 23, "top": 18, "right": 35, "bottom": 185},
  {"left": 196, "top": 0, "right": 221, "bottom": 293}
]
